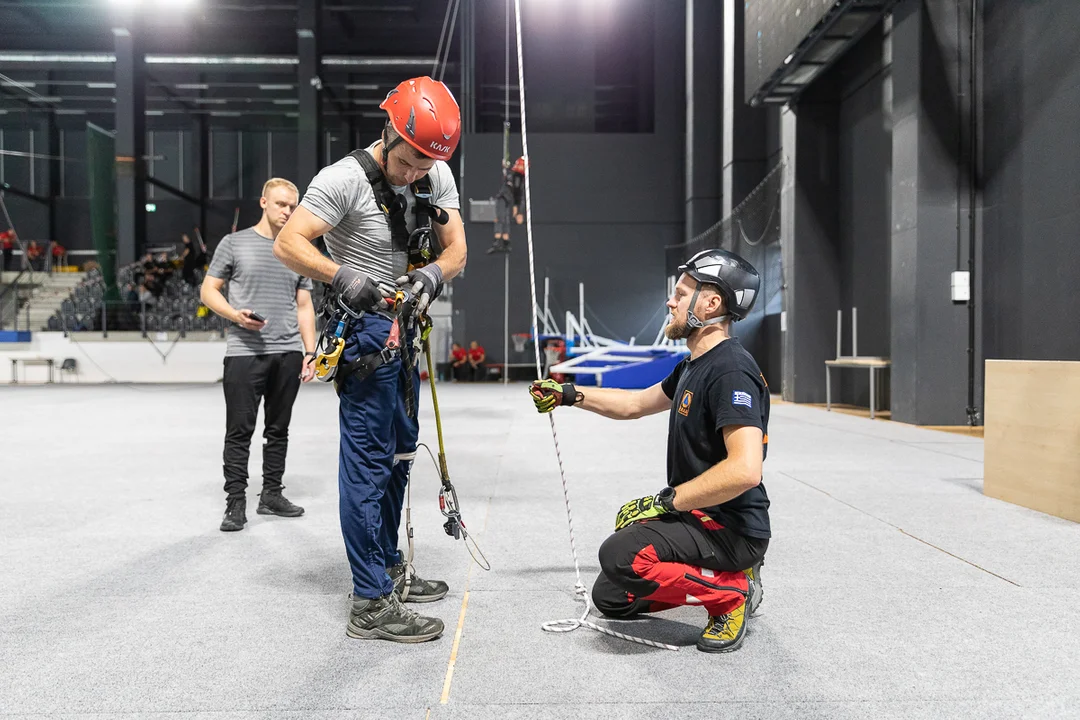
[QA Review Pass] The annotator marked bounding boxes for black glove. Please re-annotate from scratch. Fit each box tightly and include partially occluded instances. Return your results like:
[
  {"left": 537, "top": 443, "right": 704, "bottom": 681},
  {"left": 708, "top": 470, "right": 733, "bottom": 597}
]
[
  {"left": 395, "top": 264, "right": 443, "bottom": 314},
  {"left": 332, "top": 265, "right": 392, "bottom": 312}
]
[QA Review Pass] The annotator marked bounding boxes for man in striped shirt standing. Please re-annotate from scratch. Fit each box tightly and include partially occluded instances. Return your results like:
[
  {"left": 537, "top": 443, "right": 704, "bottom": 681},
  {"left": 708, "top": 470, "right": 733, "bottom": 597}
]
[{"left": 201, "top": 178, "right": 318, "bottom": 533}]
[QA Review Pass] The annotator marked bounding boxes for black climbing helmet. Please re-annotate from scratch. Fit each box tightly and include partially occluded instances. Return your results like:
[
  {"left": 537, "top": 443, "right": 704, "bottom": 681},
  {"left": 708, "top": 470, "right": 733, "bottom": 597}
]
[{"left": 677, "top": 248, "right": 760, "bottom": 323}]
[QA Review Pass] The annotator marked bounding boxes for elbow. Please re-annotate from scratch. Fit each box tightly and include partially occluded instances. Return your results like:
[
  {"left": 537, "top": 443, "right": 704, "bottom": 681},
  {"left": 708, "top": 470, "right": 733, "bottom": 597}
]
[
  {"left": 272, "top": 237, "right": 287, "bottom": 264},
  {"left": 739, "top": 464, "right": 762, "bottom": 491}
]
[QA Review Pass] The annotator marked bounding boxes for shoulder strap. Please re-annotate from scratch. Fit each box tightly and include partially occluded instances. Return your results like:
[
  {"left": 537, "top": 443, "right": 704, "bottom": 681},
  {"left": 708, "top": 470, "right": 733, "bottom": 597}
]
[{"left": 349, "top": 149, "right": 408, "bottom": 253}]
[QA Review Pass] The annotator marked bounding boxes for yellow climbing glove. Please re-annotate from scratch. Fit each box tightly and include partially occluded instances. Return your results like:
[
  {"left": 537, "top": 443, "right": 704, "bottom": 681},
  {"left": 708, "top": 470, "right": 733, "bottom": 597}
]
[
  {"left": 529, "top": 379, "right": 579, "bottom": 413},
  {"left": 614, "top": 489, "right": 675, "bottom": 531}
]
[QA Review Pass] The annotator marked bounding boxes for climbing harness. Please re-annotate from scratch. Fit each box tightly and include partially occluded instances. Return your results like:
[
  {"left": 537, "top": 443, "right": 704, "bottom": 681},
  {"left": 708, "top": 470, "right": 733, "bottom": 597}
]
[
  {"left": 510, "top": 0, "right": 679, "bottom": 651},
  {"left": 348, "top": 148, "right": 449, "bottom": 269}
]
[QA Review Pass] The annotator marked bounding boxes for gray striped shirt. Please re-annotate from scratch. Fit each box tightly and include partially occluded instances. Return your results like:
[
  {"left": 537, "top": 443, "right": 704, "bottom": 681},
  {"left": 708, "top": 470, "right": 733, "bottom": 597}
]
[
  {"left": 206, "top": 227, "right": 314, "bottom": 358},
  {"left": 299, "top": 142, "right": 460, "bottom": 285}
]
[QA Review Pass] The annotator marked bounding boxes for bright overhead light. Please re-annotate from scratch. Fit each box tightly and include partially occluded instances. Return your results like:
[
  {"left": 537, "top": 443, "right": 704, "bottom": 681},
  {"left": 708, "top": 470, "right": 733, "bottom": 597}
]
[
  {"left": 175, "top": 83, "right": 209, "bottom": 90},
  {"left": 0, "top": 53, "right": 113, "bottom": 63},
  {"left": 1, "top": 81, "right": 35, "bottom": 88},
  {"left": 145, "top": 110, "right": 165, "bottom": 116},
  {"left": 86, "top": 82, "right": 116, "bottom": 89},
  {"left": 28, "top": 96, "right": 62, "bottom": 103},
  {"left": 344, "top": 83, "right": 378, "bottom": 91},
  {"left": 108, "top": 0, "right": 198, "bottom": 7},
  {"left": 148, "top": 55, "right": 296, "bottom": 66},
  {"left": 258, "top": 84, "right": 294, "bottom": 91}
]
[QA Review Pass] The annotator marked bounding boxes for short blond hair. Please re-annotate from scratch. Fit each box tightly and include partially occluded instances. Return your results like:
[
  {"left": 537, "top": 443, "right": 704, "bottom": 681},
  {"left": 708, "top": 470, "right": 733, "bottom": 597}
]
[{"left": 262, "top": 177, "right": 298, "bottom": 199}]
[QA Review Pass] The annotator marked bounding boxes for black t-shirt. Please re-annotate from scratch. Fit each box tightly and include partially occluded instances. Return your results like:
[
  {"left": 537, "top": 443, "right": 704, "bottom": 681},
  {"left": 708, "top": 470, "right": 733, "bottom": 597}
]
[{"left": 660, "top": 338, "right": 771, "bottom": 539}]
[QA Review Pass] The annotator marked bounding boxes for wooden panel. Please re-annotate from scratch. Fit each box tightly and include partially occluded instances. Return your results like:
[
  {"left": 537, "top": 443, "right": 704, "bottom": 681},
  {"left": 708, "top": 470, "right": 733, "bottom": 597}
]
[{"left": 984, "top": 360, "right": 1080, "bottom": 523}]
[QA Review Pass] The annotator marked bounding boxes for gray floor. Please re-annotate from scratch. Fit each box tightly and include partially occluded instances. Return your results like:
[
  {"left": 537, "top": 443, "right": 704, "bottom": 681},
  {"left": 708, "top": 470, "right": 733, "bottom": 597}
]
[{"left": 1, "top": 382, "right": 1077, "bottom": 719}]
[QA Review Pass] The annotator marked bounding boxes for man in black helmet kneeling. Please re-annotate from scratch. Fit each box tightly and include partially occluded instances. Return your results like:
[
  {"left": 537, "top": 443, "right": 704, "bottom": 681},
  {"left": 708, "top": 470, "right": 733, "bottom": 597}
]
[{"left": 529, "top": 249, "right": 771, "bottom": 653}]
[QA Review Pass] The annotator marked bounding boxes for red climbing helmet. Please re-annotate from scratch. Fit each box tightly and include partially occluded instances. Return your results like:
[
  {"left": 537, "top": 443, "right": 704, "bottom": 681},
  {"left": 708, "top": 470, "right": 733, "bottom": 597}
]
[
  {"left": 512, "top": 156, "right": 528, "bottom": 174},
  {"left": 379, "top": 76, "right": 462, "bottom": 162}
]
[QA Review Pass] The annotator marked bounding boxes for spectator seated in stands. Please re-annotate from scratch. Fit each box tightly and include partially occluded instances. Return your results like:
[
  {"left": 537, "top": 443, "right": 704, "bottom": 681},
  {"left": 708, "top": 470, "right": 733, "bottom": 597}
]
[
  {"left": 467, "top": 340, "right": 486, "bottom": 382},
  {"left": 1, "top": 230, "right": 14, "bottom": 271},
  {"left": 26, "top": 240, "right": 44, "bottom": 271},
  {"left": 57, "top": 239, "right": 219, "bottom": 333},
  {"left": 450, "top": 342, "right": 468, "bottom": 382},
  {"left": 180, "top": 234, "right": 201, "bottom": 286}
]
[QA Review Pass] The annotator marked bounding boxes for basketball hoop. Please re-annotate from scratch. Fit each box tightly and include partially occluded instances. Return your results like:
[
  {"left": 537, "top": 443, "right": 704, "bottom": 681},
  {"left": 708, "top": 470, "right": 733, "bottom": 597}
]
[{"left": 512, "top": 333, "right": 530, "bottom": 353}]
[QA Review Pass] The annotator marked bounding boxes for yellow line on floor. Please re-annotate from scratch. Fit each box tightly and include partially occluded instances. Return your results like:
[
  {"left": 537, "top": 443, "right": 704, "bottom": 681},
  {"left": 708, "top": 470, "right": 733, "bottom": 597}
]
[
  {"left": 439, "top": 570, "right": 473, "bottom": 704},
  {"left": 439, "top": 443, "right": 502, "bottom": 706}
]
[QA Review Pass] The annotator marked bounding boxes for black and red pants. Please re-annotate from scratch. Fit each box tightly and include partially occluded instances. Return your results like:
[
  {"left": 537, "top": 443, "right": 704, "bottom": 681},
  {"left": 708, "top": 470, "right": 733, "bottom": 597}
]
[{"left": 592, "top": 512, "right": 768, "bottom": 618}]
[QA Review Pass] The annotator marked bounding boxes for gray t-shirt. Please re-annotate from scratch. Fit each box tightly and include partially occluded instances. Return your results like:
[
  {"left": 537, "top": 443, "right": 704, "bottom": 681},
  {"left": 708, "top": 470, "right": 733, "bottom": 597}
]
[
  {"left": 206, "top": 227, "right": 314, "bottom": 358},
  {"left": 299, "top": 142, "right": 460, "bottom": 285}
]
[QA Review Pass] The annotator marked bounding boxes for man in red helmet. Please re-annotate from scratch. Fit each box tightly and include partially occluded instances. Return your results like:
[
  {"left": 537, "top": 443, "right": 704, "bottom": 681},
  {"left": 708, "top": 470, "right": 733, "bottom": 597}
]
[
  {"left": 275, "top": 76, "right": 467, "bottom": 644},
  {"left": 489, "top": 156, "right": 526, "bottom": 254}
]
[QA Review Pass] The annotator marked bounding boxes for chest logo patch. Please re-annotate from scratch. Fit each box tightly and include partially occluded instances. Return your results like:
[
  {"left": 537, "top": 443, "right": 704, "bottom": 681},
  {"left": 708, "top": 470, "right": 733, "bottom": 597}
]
[{"left": 678, "top": 390, "right": 693, "bottom": 416}]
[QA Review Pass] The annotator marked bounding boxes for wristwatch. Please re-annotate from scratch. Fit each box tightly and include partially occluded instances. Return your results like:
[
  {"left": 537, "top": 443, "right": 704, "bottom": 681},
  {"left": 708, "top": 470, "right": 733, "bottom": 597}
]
[{"left": 657, "top": 486, "right": 677, "bottom": 512}]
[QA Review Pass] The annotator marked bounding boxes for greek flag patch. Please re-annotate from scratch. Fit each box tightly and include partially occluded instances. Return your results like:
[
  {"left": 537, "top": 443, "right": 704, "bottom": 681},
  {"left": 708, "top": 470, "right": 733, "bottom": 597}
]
[{"left": 732, "top": 391, "right": 753, "bottom": 408}]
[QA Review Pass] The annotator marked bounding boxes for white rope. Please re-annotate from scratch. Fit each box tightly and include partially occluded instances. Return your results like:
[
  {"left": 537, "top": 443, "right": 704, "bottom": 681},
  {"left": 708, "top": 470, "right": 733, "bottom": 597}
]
[{"left": 512, "top": 0, "right": 678, "bottom": 653}]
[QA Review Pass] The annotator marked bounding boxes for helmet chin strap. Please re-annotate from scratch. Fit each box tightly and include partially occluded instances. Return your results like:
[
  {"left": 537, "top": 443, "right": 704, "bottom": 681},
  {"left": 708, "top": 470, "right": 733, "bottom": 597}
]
[
  {"left": 685, "top": 283, "right": 730, "bottom": 329},
  {"left": 381, "top": 123, "right": 403, "bottom": 172}
]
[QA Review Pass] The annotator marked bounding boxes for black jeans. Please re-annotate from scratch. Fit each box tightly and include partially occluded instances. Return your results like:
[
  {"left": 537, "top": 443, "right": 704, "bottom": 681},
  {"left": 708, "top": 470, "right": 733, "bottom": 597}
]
[
  {"left": 592, "top": 514, "right": 769, "bottom": 617},
  {"left": 222, "top": 351, "right": 303, "bottom": 499}
]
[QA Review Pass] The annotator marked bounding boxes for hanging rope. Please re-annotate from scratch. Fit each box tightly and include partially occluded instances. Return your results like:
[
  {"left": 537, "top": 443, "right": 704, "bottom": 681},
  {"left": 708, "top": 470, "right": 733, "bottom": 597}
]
[
  {"left": 511, "top": 0, "right": 679, "bottom": 653},
  {"left": 502, "top": 0, "right": 511, "bottom": 167},
  {"left": 431, "top": 0, "right": 462, "bottom": 82}
]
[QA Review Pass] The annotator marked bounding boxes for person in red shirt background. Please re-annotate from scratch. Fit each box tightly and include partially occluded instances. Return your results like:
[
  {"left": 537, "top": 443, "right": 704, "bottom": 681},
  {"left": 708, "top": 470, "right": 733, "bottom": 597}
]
[
  {"left": 467, "top": 340, "right": 486, "bottom": 382},
  {"left": 450, "top": 342, "right": 468, "bottom": 382},
  {"left": 0, "top": 230, "right": 13, "bottom": 271}
]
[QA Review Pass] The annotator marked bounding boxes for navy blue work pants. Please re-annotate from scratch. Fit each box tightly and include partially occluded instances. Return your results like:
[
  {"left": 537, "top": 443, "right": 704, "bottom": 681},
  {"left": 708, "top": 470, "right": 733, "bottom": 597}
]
[{"left": 337, "top": 314, "right": 420, "bottom": 599}]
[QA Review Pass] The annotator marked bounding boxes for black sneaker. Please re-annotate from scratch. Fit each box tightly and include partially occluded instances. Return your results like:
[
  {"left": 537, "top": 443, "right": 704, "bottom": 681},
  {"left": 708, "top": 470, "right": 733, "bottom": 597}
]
[
  {"left": 346, "top": 593, "right": 444, "bottom": 643},
  {"left": 388, "top": 561, "right": 449, "bottom": 603},
  {"left": 220, "top": 496, "right": 246, "bottom": 532},
  {"left": 257, "top": 491, "right": 304, "bottom": 517}
]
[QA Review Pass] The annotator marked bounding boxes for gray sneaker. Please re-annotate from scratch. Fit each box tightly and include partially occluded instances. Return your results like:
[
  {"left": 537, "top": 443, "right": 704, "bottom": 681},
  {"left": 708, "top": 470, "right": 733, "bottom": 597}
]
[
  {"left": 346, "top": 593, "right": 444, "bottom": 643},
  {"left": 745, "top": 561, "right": 764, "bottom": 617},
  {"left": 388, "top": 562, "right": 449, "bottom": 603}
]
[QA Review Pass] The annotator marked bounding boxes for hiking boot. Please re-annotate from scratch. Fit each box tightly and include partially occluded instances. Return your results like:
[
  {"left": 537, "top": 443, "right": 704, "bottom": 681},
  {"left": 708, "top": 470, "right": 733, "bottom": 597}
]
[
  {"left": 697, "top": 602, "right": 748, "bottom": 653},
  {"left": 220, "top": 496, "right": 246, "bottom": 532},
  {"left": 346, "top": 593, "right": 444, "bottom": 643},
  {"left": 257, "top": 491, "right": 304, "bottom": 517},
  {"left": 745, "top": 561, "right": 763, "bottom": 617},
  {"left": 389, "top": 561, "right": 449, "bottom": 603}
]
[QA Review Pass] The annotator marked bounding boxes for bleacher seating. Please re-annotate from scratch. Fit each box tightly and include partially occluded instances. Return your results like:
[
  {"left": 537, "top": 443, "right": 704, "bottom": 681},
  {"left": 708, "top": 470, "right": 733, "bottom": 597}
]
[{"left": 54, "top": 256, "right": 216, "bottom": 334}]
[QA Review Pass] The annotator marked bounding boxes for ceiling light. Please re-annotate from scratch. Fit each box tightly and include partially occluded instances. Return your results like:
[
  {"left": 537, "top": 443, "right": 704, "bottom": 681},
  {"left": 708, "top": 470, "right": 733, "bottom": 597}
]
[
  {"left": 87, "top": 82, "right": 117, "bottom": 89},
  {"left": 258, "top": 84, "right": 294, "bottom": 91},
  {"left": 175, "top": 83, "right": 209, "bottom": 90}
]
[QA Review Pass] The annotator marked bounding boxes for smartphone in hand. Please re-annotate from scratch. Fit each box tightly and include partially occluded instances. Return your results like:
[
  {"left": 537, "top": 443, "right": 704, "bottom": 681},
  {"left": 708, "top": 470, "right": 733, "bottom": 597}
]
[{"left": 248, "top": 311, "right": 266, "bottom": 323}]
